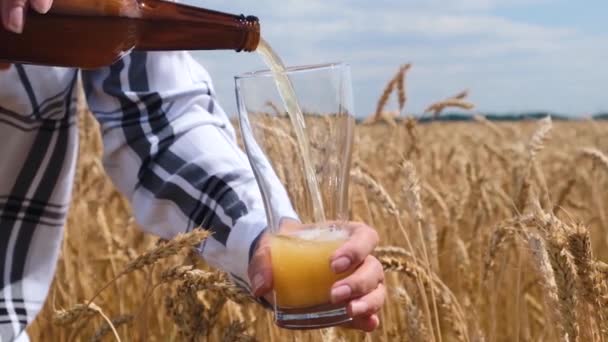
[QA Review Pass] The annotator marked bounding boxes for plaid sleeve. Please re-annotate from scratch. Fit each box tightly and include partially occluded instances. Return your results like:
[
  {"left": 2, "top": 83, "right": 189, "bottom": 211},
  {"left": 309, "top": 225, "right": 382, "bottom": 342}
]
[{"left": 81, "top": 51, "right": 297, "bottom": 291}]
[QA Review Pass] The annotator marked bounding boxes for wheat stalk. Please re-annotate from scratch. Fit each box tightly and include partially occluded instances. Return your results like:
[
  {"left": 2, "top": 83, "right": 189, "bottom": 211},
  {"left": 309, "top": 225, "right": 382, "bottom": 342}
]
[
  {"left": 53, "top": 303, "right": 99, "bottom": 326},
  {"left": 222, "top": 321, "right": 256, "bottom": 342},
  {"left": 545, "top": 233, "right": 580, "bottom": 341},
  {"left": 402, "top": 160, "right": 443, "bottom": 342},
  {"left": 527, "top": 233, "right": 568, "bottom": 342},
  {"left": 580, "top": 147, "right": 608, "bottom": 174},
  {"left": 484, "top": 224, "right": 527, "bottom": 281},
  {"left": 90, "top": 315, "right": 134, "bottom": 342},
  {"left": 87, "top": 229, "right": 209, "bottom": 306},
  {"left": 159, "top": 265, "right": 195, "bottom": 283},
  {"left": 515, "top": 117, "right": 553, "bottom": 212},
  {"left": 373, "top": 63, "right": 412, "bottom": 119},
  {"left": 379, "top": 254, "right": 470, "bottom": 342},
  {"left": 553, "top": 178, "right": 577, "bottom": 213},
  {"left": 424, "top": 90, "right": 475, "bottom": 118},
  {"left": 395, "top": 287, "right": 429, "bottom": 342},
  {"left": 351, "top": 166, "right": 443, "bottom": 341},
  {"left": 527, "top": 116, "right": 553, "bottom": 162},
  {"left": 567, "top": 224, "right": 608, "bottom": 333},
  {"left": 181, "top": 270, "right": 253, "bottom": 304}
]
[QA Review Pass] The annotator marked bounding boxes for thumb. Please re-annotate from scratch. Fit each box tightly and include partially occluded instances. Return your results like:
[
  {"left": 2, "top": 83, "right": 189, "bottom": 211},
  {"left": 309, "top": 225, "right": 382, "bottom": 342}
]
[
  {"left": 0, "top": 63, "right": 10, "bottom": 70},
  {"left": 248, "top": 242, "right": 273, "bottom": 298}
]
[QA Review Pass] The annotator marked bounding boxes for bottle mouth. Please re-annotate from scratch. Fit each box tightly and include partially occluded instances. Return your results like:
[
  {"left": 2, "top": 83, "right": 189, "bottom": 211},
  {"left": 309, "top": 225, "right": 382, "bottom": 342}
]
[{"left": 239, "top": 14, "right": 260, "bottom": 52}]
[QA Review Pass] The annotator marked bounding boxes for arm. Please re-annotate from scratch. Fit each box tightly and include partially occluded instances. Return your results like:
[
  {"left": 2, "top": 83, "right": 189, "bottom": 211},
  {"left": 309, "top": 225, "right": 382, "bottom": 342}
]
[
  {"left": 82, "top": 50, "right": 385, "bottom": 332},
  {"left": 81, "top": 50, "right": 297, "bottom": 291}
]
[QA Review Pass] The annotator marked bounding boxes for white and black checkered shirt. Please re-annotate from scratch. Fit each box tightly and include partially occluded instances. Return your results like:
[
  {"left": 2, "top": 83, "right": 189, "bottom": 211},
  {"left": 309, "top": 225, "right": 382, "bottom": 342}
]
[{"left": 0, "top": 51, "right": 296, "bottom": 341}]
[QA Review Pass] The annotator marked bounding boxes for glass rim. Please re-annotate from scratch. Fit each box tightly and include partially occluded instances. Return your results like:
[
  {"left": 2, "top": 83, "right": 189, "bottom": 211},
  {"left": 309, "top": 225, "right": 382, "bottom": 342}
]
[{"left": 235, "top": 61, "right": 349, "bottom": 80}]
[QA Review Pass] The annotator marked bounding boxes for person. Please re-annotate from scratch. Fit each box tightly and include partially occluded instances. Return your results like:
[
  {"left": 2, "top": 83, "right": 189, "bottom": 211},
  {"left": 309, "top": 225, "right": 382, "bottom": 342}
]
[{"left": 0, "top": 1, "right": 386, "bottom": 340}]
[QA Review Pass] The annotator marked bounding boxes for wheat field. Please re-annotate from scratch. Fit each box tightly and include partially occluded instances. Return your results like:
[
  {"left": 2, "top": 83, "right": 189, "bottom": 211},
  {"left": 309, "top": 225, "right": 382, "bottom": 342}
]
[{"left": 24, "top": 66, "right": 608, "bottom": 342}]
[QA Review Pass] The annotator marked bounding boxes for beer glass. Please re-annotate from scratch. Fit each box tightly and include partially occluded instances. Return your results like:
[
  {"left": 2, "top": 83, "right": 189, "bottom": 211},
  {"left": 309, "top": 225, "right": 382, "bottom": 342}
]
[{"left": 235, "top": 62, "right": 356, "bottom": 329}]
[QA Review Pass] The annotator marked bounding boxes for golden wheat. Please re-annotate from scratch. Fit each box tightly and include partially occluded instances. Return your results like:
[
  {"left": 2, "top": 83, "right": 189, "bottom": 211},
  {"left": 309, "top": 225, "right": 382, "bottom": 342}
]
[{"left": 20, "top": 66, "right": 608, "bottom": 342}]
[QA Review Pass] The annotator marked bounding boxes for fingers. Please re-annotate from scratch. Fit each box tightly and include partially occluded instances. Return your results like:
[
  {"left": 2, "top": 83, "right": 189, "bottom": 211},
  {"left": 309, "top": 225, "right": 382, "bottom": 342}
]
[
  {"left": 348, "top": 283, "right": 385, "bottom": 317},
  {"left": 0, "top": 63, "right": 10, "bottom": 70},
  {"left": 330, "top": 223, "right": 379, "bottom": 274},
  {"left": 2, "top": 0, "right": 27, "bottom": 33},
  {"left": 331, "top": 256, "right": 384, "bottom": 303},
  {"left": 342, "top": 284, "right": 385, "bottom": 332},
  {"left": 247, "top": 235, "right": 273, "bottom": 298},
  {"left": 29, "top": 0, "right": 51, "bottom": 13},
  {"left": 344, "top": 314, "right": 380, "bottom": 332},
  {"left": 2, "top": 0, "right": 52, "bottom": 33}
]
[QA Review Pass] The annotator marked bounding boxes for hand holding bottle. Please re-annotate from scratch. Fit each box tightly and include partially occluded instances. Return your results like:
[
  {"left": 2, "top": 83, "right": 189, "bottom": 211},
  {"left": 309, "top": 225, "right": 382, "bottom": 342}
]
[
  {"left": 0, "top": 0, "right": 260, "bottom": 68},
  {"left": 2, "top": 0, "right": 53, "bottom": 33},
  {"left": 1, "top": 0, "right": 53, "bottom": 69}
]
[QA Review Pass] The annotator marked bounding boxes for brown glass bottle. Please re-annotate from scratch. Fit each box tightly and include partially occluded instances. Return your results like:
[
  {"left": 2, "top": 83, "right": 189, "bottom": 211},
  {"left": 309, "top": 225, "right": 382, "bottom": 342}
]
[{"left": 0, "top": 0, "right": 260, "bottom": 69}]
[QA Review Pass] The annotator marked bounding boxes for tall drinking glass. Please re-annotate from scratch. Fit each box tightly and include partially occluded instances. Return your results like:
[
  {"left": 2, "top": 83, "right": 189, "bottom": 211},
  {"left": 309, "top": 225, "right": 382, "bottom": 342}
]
[{"left": 235, "top": 63, "right": 355, "bottom": 329}]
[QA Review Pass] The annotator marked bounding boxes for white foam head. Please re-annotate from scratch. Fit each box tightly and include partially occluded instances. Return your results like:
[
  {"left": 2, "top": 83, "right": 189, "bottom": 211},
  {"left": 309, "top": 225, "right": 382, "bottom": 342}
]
[{"left": 290, "top": 226, "right": 349, "bottom": 241}]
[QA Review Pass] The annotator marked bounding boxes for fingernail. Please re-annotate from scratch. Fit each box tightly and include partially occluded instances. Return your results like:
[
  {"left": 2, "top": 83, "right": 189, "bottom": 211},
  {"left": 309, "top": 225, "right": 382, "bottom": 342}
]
[
  {"left": 37, "top": 1, "right": 52, "bottom": 13},
  {"left": 331, "top": 256, "right": 351, "bottom": 273},
  {"left": 350, "top": 300, "right": 369, "bottom": 315},
  {"left": 8, "top": 7, "right": 23, "bottom": 34},
  {"left": 371, "top": 314, "right": 380, "bottom": 327},
  {"left": 331, "top": 285, "right": 351, "bottom": 303},
  {"left": 252, "top": 274, "right": 264, "bottom": 294}
]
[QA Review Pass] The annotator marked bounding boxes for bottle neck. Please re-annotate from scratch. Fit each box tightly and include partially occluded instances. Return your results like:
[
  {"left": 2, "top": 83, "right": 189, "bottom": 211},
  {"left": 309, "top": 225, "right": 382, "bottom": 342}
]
[{"left": 134, "top": 0, "right": 260, "bottom": 52}]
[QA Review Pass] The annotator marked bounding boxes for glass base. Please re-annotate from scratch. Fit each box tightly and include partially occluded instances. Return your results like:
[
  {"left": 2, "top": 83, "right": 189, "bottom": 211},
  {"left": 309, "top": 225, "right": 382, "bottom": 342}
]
[{"left": 274, "top": 302, "right": 353, "bottom": 330}]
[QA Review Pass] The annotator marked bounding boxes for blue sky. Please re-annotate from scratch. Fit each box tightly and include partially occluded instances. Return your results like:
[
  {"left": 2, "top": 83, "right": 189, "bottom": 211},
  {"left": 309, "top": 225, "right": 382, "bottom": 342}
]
[{"left": 186, "top": 0, "right": 608, "bottom": 118}]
